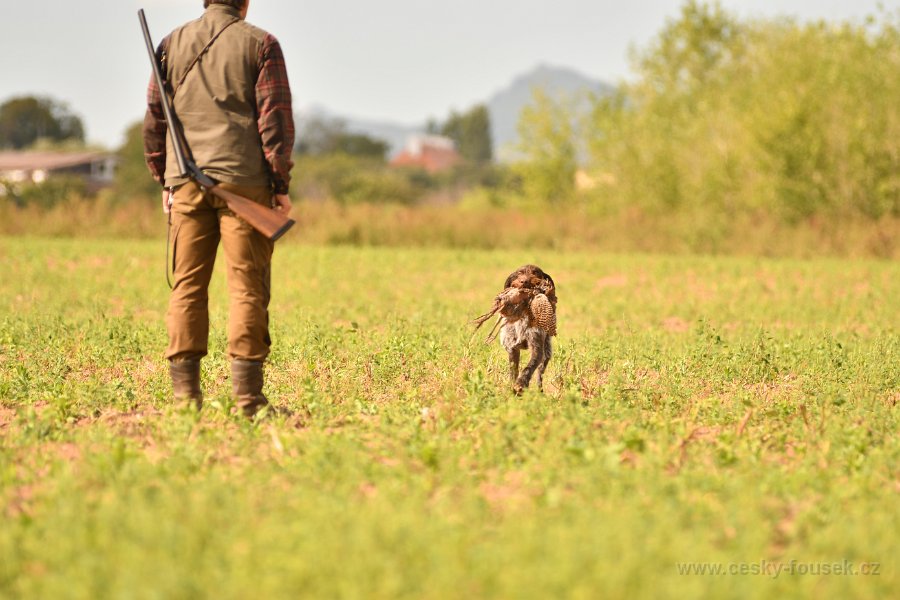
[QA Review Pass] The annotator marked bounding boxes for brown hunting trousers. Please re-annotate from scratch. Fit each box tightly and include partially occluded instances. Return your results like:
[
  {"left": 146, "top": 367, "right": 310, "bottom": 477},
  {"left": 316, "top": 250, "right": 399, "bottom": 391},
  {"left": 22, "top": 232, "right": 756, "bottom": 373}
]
[{"left": 166, "top": 180, "right": 274, "bottom": 362}]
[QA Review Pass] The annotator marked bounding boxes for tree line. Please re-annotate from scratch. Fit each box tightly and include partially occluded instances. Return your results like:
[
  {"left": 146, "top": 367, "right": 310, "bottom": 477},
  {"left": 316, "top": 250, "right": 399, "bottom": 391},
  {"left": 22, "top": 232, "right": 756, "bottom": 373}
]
[{"left": 516, "top": 1, "right": 900, "bottom": 220}]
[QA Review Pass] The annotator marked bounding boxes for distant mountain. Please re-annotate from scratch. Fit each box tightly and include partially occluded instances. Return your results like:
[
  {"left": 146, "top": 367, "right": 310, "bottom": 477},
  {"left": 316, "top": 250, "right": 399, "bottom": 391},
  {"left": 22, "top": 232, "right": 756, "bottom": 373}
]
[
  {"left": 296, "top": 65, "right": 614, "bottom": 161},
  {"left": 487, "top": 64, "right": 615, "bottom": 160}
]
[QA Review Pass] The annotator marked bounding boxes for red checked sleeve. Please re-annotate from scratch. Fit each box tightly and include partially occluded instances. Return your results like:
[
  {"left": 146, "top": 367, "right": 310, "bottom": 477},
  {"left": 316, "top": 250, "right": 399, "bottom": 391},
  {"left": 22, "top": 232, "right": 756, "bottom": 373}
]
[
  {"left": 142, "top": 37, "right": 170, "bottom": 187},
  {"left": 256, "top": 34, "right": 295, "bottom": 195}
]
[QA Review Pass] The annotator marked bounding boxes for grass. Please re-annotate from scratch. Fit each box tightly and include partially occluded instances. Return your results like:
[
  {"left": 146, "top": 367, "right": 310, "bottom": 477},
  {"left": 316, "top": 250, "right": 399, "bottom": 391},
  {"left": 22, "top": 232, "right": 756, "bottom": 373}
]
[{"left": 0, "top": 236, "right": 897, "bottom": 599}]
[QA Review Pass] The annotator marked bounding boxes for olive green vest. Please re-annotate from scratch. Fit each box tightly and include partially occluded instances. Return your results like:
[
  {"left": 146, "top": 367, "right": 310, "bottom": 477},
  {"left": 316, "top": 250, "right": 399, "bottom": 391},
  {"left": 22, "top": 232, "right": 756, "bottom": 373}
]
[{"left": 164, "top": 4, "right": 270, "bottom": 189}]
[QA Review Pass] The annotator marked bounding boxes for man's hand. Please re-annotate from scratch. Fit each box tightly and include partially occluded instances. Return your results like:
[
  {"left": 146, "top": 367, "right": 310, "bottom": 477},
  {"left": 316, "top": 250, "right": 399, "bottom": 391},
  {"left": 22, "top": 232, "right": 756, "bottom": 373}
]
[
  {"left": 273, "top": 193, "right": 293, "bottom": 216},
  {"left": 162, "top": 189, "right": 172, "bottom": 214}
]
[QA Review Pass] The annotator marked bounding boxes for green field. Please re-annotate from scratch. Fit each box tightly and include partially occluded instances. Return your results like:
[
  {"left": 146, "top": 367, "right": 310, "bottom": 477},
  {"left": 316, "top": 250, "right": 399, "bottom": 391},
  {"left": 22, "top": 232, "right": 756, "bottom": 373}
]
[{"left": 0, "top": 237, "right": 897, "bottom": 599}]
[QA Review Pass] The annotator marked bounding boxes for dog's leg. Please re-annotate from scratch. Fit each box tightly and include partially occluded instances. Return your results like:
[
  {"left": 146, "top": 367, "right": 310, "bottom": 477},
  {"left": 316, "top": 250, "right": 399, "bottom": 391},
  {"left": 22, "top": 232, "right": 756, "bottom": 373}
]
[
  {"left": 515, "top": 329, "right": 545, "bottom": 393},
  {"left": 508, "top": 347, "right": 521, "bottom": 387},
  {"left": 535, "top": 336, "right": 552, "bottom": 392}
]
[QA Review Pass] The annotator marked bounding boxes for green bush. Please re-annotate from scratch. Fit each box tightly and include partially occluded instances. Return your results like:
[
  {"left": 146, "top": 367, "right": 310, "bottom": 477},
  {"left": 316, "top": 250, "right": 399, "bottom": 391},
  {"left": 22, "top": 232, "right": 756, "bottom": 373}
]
[
  {"left": 519, "top": 1, "right": 900, "bottom": 220},
  {"left": 4, "top": 175, "right": 87, "bottom": 209},
  {"left": 293, "top": 153, "right": 424, "bottom": 205}
]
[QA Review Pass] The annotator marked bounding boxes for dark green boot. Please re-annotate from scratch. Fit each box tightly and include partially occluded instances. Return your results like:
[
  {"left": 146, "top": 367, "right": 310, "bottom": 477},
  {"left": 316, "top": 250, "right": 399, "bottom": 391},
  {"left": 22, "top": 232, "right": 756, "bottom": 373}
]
[
  {"left": 231, "top": 359, "right": 270, "bottom": 418},
  {"left": 169, "top": 359, "right": 202, "bottom": 411}
]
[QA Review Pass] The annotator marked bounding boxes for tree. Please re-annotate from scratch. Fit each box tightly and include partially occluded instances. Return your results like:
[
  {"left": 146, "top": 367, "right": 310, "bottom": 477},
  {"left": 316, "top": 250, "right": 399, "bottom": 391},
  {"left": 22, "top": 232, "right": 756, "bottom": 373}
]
[
  {"left": 514, "top": 90, "right": 577, "bottom": 204},
  {"left": 440, "top": 104, "right": 493, "bottom": 164},
  {"left": 333, "top": 133, "right": 390, "bottom": 160},
  {"left": 114, "top": 121, "right": 162, "bottom": 199},
  {"left": 424, "top": 118, "right": 440, "bottom": 135},
  {"left": 0, "top": 96, "right": 85, "bottom": 149},
  {"left": 636, "top": 0, "right": 743, "bottom": 96}
]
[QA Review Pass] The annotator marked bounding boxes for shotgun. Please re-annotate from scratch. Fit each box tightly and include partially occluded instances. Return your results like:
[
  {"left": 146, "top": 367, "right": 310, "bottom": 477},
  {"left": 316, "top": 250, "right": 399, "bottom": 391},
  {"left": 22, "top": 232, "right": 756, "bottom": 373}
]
[{"left": 138, "top": 9, "right": 295, "bottom": 241}]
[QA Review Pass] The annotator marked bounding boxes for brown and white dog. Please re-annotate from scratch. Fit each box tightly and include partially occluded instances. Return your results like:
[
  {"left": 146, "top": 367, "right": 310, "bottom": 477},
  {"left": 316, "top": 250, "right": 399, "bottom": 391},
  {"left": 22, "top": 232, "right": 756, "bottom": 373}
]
[{"left": 473, "top": 265, "right": 557, "bottom": 393}]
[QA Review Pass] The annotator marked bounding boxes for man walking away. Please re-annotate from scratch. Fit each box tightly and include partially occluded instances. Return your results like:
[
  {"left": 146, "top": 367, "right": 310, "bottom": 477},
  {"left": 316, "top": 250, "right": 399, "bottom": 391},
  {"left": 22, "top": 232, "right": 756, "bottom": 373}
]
[{"left": 143, "top": 0, "right": 295, "bottom": 418}]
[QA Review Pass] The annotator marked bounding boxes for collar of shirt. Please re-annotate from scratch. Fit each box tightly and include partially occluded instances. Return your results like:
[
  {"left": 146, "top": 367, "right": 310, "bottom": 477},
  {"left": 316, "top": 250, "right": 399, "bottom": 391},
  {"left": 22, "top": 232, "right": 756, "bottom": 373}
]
[{"left": 205, "top": 4, "right": 241, "bottom": 19}]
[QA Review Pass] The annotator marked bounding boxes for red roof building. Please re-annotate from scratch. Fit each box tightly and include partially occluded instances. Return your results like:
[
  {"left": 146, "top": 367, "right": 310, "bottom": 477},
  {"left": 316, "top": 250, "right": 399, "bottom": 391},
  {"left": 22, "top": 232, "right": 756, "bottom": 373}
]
[{"left": 390, "top": 135, "right": 462, "bottom": 173}]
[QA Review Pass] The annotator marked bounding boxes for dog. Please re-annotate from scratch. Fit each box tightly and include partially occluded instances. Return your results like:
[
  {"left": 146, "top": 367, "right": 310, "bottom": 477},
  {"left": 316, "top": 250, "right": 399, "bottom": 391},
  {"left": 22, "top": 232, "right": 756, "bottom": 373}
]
[{"left": 473, "top": 265, "right": 557, "bottom": 393}]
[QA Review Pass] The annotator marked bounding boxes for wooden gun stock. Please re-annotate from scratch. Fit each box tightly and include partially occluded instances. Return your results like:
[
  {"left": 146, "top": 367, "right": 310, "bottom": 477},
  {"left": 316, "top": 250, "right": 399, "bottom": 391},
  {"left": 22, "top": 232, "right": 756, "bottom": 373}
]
[
  {"left": 190, "top": 167, "right": 295, "bottom": 241},
  {"left": 208, "top": 186, "right": 295, "bottom": 242}
]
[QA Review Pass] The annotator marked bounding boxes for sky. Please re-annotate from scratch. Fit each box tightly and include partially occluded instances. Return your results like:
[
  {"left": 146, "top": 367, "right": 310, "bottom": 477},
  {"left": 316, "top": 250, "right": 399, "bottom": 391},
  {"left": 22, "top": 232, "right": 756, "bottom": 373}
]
[{"left": 0, "top": 0, "right": 894, "bottom": 148}]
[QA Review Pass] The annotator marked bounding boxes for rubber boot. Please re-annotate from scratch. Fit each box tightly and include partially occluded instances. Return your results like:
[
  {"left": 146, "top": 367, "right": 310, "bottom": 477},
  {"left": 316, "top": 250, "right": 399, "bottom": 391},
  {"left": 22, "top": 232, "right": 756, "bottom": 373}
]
[
  {"left": 231, "top": 359, "right": 270, "bottom": 418},
  {"left": 169, "top": 359, "right": 202, "bottom": 411}
]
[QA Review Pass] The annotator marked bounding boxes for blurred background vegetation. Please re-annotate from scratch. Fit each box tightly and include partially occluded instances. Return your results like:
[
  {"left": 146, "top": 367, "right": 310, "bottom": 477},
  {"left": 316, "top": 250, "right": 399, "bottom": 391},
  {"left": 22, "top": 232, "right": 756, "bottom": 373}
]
[
  {"left": 1, "top": 1, "right": 898, "bottom": 256},
  {"left": 580, "top": 1, "right": 900, "bottom": 222}
]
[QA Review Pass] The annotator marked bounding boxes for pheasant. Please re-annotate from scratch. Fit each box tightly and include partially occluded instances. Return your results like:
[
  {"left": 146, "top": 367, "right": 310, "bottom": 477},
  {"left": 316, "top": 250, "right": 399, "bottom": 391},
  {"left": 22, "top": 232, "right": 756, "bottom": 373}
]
[{"left": 473, "top": 265, "right": 557, "bottom": 393}]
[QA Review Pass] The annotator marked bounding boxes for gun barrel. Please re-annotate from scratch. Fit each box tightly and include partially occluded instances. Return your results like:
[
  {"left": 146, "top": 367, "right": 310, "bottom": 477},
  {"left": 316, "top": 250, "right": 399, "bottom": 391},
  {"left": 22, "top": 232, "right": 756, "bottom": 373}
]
[{"left": 138, "top": 9, "right": 189, "bottom": 178}]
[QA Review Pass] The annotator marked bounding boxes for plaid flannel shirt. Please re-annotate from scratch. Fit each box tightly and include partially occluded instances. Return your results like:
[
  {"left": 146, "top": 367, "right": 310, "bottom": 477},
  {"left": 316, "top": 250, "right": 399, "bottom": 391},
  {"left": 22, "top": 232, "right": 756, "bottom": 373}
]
[{"left": 143, "top": 33, "right": 295, "bottom": 195}]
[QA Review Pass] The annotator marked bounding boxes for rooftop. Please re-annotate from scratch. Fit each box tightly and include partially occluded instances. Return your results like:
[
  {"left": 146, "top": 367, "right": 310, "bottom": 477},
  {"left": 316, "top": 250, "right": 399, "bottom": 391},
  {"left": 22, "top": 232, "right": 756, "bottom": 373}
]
[{"left": 0, "top": 151, "right": 112, "bottom": 172}]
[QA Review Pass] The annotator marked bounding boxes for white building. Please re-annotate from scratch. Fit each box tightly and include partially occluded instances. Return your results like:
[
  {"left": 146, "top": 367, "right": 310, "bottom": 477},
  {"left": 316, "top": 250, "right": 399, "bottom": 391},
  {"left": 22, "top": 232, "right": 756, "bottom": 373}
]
[{"left": 0, "top": 151, "right": 117, "bottom": 193}]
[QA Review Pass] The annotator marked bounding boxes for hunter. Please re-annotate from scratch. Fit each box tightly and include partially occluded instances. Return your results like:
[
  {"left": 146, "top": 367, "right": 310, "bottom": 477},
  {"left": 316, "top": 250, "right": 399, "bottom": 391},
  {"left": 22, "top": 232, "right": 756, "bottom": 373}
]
[{"left": 143, "top": 0, "right": 295, "bottom": 417}]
